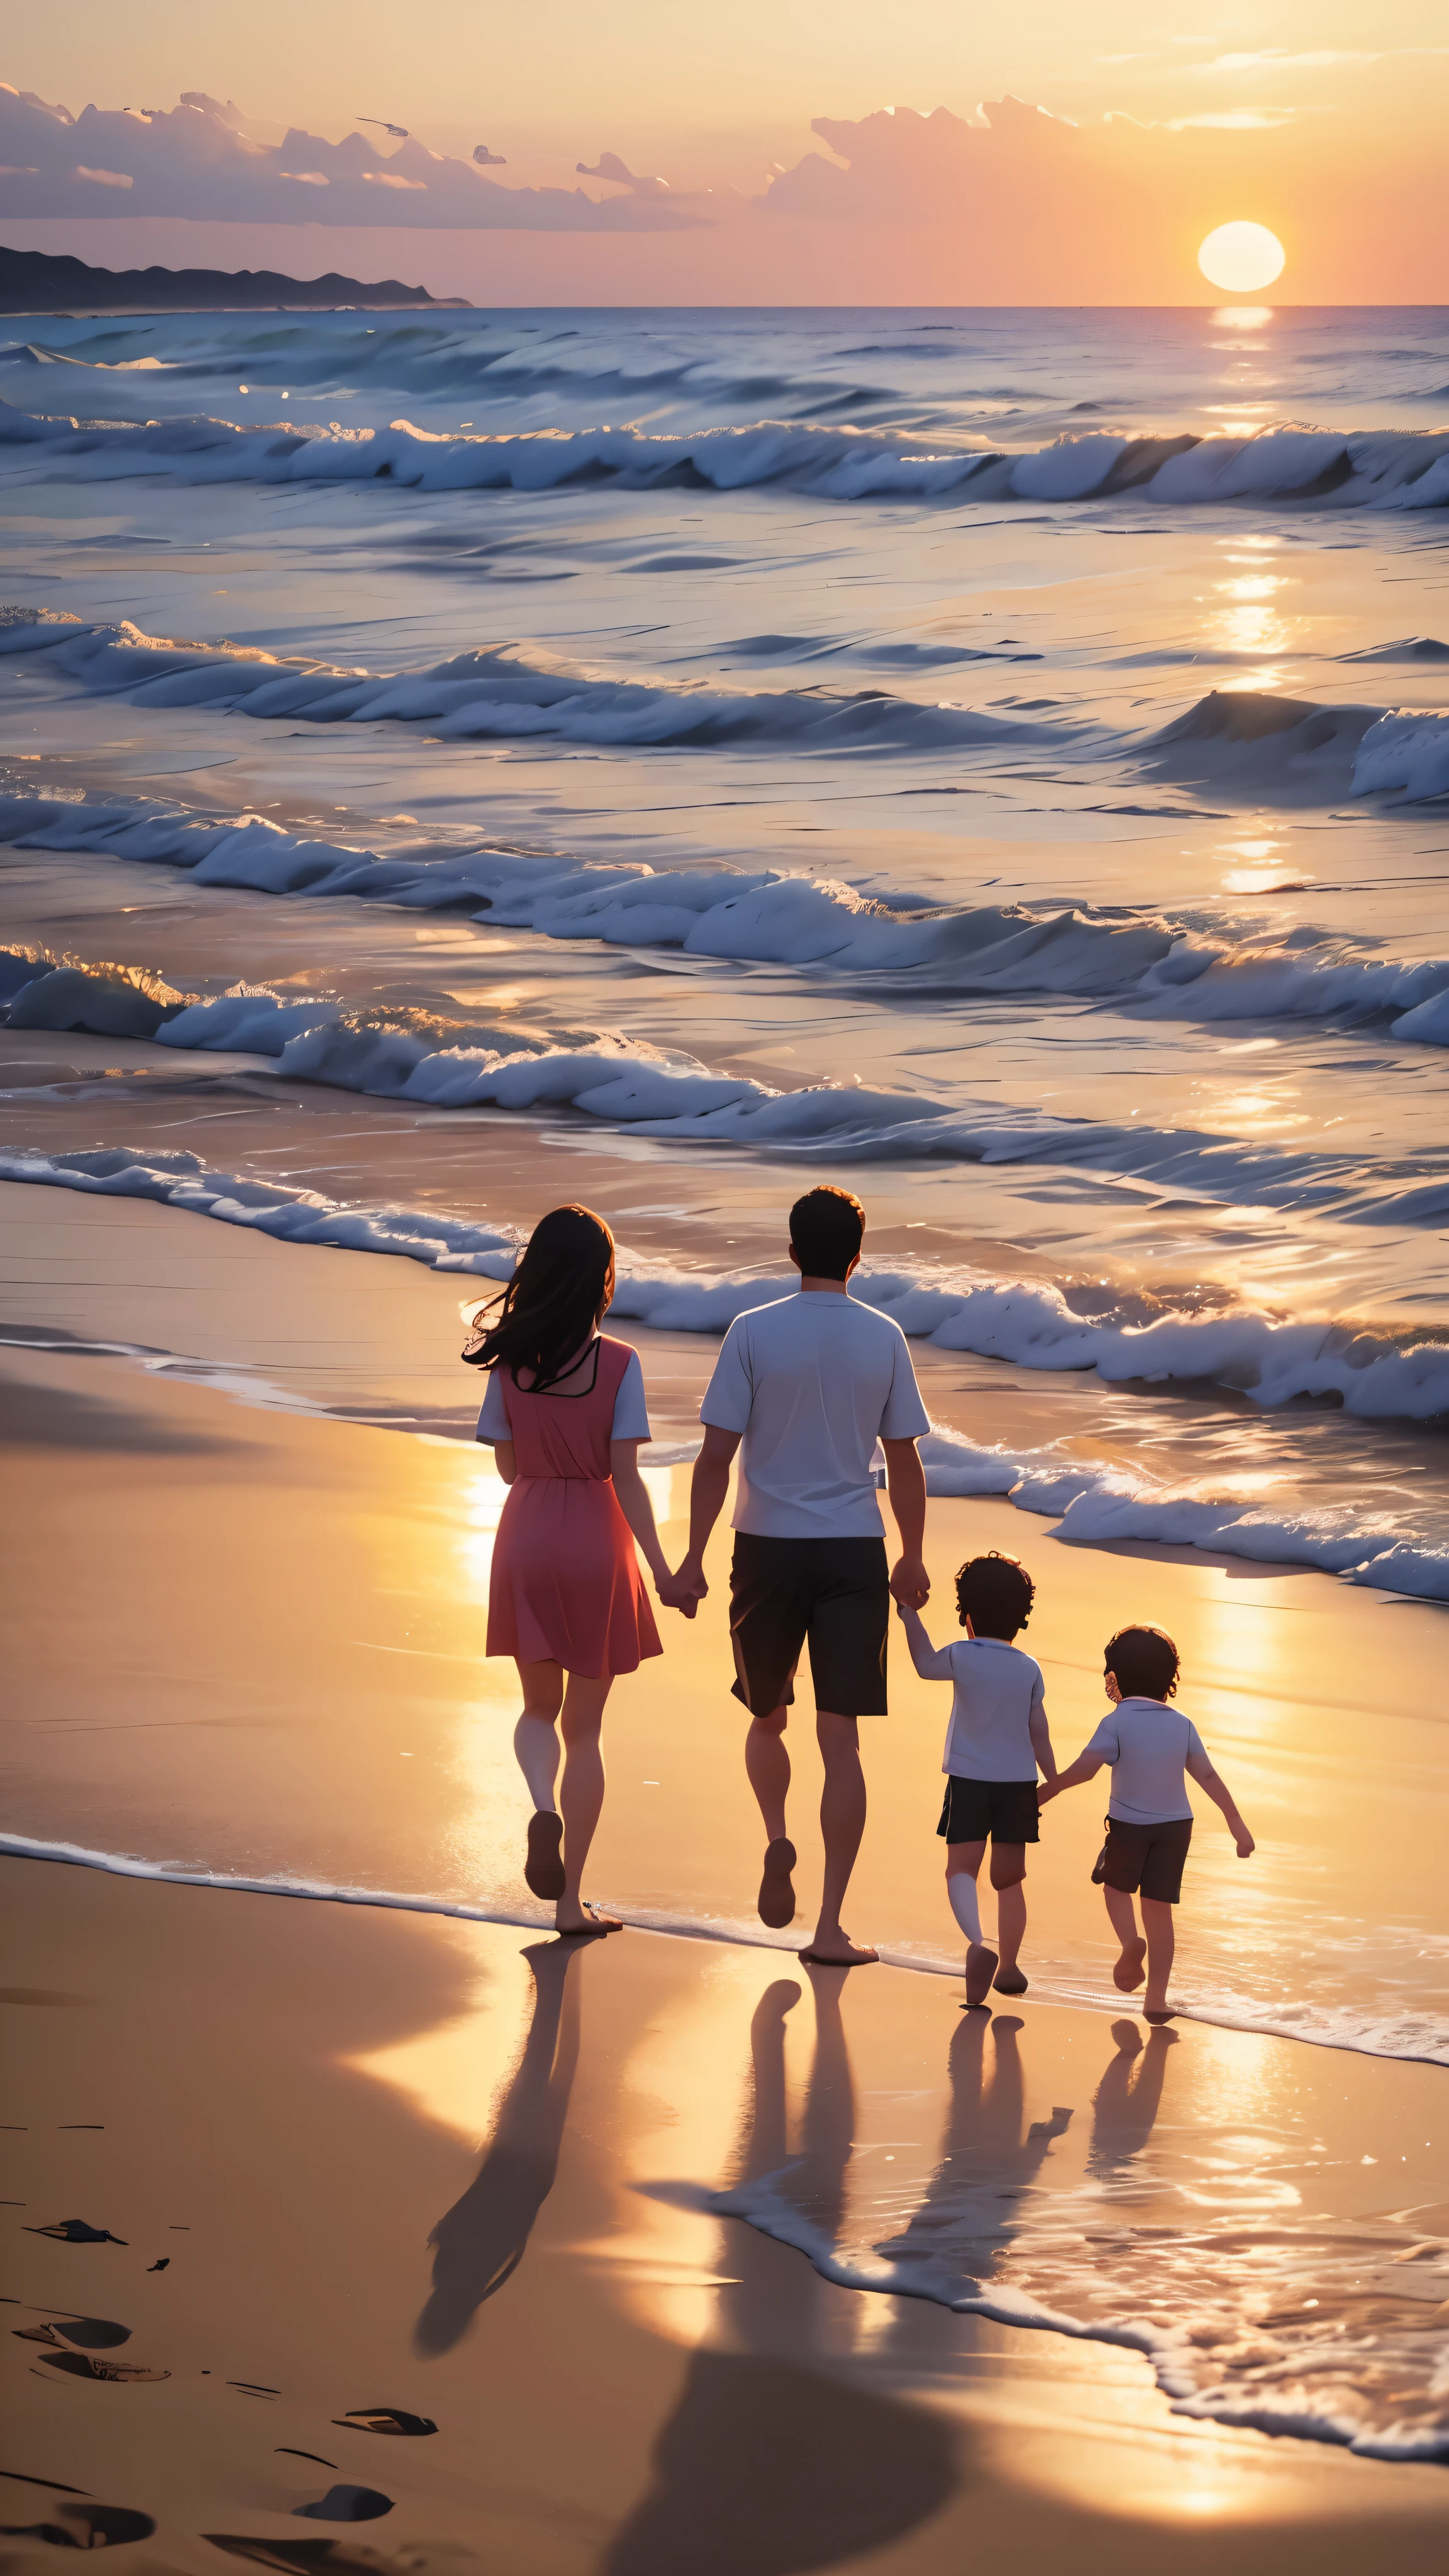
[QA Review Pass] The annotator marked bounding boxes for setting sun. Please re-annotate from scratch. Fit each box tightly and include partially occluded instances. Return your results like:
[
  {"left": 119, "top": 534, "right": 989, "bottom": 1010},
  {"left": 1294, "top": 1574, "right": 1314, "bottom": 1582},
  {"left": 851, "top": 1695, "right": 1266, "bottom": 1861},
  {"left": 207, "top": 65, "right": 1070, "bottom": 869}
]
[{"left": 1198, "top": 221, "right": 1287, "bottom": 294}]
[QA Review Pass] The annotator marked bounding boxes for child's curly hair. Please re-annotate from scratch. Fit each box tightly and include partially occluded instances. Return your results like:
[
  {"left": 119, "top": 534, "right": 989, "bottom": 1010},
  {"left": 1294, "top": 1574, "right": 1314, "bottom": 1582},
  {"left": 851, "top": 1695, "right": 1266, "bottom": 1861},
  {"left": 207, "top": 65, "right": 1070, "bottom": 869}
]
[
  {"left": 955, "top": 1552, "right": 1035, "bottom": 1638},
  {"left": 1104, "top": 1625, "right": 1180, "bottom": 1700}
]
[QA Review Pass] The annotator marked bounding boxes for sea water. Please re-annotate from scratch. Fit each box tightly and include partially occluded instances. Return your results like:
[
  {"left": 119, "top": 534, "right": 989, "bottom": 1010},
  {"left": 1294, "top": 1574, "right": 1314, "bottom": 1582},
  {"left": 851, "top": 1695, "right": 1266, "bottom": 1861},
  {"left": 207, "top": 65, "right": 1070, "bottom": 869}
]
[
  {"left": 2, "top": 304, "right": 1448, "bottom": 2460},
  {"left": 2, "top": 303, "right": 1448, "bottom": 1591}
]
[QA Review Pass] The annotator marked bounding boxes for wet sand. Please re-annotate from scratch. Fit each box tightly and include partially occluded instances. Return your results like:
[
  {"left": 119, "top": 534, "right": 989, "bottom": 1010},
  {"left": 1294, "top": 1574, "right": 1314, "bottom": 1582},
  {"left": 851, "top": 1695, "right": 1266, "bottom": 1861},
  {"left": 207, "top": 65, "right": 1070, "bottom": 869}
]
[
  {"left": 3, "top": 1855, "right": 1448, "bottom": 2575},
  {"left": 3, "top": 1177, "right": 1447, "bottom": 2059}
]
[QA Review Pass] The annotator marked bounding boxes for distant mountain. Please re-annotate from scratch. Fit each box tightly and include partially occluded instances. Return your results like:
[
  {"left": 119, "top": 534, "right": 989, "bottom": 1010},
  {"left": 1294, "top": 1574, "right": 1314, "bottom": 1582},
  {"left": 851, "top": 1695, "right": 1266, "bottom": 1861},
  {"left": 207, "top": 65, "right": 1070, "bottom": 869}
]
[{"left": 0, "top": 245, "right": 470, "bottom": 312}]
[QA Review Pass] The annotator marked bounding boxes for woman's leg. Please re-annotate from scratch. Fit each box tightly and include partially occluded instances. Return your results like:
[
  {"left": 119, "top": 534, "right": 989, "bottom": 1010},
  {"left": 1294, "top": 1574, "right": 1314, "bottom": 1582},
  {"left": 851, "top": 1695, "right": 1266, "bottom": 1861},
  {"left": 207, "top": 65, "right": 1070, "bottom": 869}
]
[
  {"left": 513, "top": 1660, "right": 565, "bottom": 1811},
  {"left": 557, "top": 1672, "right": 619, "bottom": 1933}
]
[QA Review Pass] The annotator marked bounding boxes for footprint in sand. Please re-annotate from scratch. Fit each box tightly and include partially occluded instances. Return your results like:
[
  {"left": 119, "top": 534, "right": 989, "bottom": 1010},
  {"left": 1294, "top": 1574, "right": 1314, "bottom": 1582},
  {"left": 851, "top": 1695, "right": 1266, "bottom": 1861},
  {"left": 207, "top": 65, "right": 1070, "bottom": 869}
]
[
  {"left": 36, "top": 2351, "right": 170, "bottom": 2384},
  {"left": 206, "top": 2540, "right": 423, "bottom": 2573},
  {"left": 23, "top": 2218, "right": 128, "bottom": 2245},
  {"left": 0, "top": 2500, "right": 157, "bottom": 2548},
  {"left": 331, "top": 2407, "right": 437, "bottom": 2436},
  {"left": 13, "top": 2315, "right": 132, "bottom": 2350},
  {"left": 294, "top": 2489, "right": 394, "bottom": 2524}
]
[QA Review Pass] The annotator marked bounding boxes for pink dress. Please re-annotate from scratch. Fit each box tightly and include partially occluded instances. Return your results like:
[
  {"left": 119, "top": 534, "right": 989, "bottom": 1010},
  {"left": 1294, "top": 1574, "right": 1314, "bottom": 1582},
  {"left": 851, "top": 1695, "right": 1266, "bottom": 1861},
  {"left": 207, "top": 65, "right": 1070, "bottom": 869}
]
[{"left": 486, "top": 1336, "right": 663, "bottom": 1679}]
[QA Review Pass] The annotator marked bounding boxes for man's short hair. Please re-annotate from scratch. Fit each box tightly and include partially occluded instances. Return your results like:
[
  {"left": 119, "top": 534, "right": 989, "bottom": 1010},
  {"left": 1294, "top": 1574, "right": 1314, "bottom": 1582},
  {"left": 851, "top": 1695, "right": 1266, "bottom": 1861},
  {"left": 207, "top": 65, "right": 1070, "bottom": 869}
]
[
  {"left": 955, "top": 1552, "right": 1035, "bottom": 1638},
  {"left": 1104, "top": 1624, "right": 1180, "bottom": 1701},
  {"left": 789, "top": 1186, "right": 865, "bottom": 1281}
]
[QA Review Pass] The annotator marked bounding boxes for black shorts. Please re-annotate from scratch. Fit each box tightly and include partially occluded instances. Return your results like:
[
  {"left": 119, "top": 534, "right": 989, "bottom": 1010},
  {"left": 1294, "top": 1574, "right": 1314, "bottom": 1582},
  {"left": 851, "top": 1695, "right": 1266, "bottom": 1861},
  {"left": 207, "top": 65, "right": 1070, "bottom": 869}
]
[
  {"left": 937, "top": 1776, "right": 1040, "bottom": 1846},
  {"left": 728, "top": 1533, "right": 889, "bottom": 1719},
  {"left": 1098, "top": 1816, "right": 1193, "bottom": 1905}
]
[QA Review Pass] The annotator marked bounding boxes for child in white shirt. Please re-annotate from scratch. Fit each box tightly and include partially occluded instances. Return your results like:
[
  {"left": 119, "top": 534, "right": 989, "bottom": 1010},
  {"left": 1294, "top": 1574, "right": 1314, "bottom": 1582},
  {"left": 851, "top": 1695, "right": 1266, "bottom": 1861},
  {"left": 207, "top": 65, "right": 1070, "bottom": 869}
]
[
  {"left": 899, "top": 1551, "right": 1057, "bottom": 2007},
  {"left": 1041, "top": 1622, "right": 1254, "bottom": 2021}
]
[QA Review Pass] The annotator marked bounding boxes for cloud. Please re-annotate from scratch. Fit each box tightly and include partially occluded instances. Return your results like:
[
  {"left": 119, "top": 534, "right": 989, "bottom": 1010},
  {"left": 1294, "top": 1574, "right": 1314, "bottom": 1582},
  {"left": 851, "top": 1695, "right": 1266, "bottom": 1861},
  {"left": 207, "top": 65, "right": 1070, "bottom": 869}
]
[
  {"left": 1199, "top": 47, "right": 1449, "bottom": 74},
  {"left": 0, "top": 83, "right": 704, "bottom": 229},
  {"left": 576, "top": 152, "right": 670, "bottom": 196}
]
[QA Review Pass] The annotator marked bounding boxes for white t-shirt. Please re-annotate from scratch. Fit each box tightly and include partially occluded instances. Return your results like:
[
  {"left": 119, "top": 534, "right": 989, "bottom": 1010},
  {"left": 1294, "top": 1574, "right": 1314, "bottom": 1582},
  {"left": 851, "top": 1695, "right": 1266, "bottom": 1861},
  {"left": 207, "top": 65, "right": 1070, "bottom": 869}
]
[
  {"left": 910, "top": 1635, "right": 1046, "bottom": 1781},
  {"left": 1084, "top": 1697, "right": 1206, "bottom": 1826},
  {"left": 475, "top": 1346, "right": 650, "bottom": 1443},
  {"left": 700, "top": 1291, "right": 930, "bottom": 1540}
]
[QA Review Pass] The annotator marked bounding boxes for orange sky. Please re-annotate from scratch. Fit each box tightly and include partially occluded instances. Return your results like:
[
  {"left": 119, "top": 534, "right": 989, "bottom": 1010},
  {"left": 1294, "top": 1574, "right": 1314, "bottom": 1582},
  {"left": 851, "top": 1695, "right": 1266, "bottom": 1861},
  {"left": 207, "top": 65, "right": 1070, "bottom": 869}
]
[{"left": 3, "top": 5, "right": 1446, "bottom": 300}]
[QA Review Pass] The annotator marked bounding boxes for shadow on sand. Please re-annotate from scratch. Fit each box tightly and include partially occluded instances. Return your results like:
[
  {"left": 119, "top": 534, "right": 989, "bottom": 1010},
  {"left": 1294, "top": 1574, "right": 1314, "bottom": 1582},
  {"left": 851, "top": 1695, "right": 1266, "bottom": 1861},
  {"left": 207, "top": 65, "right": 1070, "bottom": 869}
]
[{"left": 414, "top": 1936, "right": 582, "bottom": 2358}]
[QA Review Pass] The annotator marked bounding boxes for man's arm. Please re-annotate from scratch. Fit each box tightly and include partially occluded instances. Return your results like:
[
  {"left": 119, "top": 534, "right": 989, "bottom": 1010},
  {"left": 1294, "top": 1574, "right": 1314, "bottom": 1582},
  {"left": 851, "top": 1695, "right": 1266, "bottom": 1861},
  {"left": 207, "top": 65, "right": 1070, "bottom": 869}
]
[
  {"left": 670, "top": 1423, "right": 741, "bottom": 1615},
  {"left": 882, "top": 1436, "right": 928, "bottom": 1609},
  {"left": 896, "top": 1599, "right": 952, "bottom": 1679},
  {"left": 1038, "top": 1745, "right": 1104, "bottom": 1804},
  {"left": 1186, "top": 1743, "right": 1255, "bottom": 1857}
]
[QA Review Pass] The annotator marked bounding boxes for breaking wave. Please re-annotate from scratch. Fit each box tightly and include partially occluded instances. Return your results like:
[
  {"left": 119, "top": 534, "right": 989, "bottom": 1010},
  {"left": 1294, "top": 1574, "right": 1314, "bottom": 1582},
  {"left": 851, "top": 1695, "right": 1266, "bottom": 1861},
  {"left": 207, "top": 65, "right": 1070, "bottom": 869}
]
[
  {"left": 5, "top": 776, "right": 1449, "bottom": 1048},
  {"left": 4, "top": 608, "right": 1448, "bottom": 801},
  {"left": 3, "top": 396, "right": 1449, "bottom": 511},
  {"left": 4, "top": 1143, "right": 1449, "bottom": 1592},
  {"left": 6, "top": 945, "right": 1449, "bottom": 1231}
]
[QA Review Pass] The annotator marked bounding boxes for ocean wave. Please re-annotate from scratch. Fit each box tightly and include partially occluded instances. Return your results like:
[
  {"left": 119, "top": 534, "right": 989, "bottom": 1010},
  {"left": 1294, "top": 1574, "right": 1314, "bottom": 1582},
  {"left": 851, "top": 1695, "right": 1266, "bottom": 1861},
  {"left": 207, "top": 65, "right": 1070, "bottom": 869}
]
[
  {"left": 6, "top": 945, "right": 1449, "bottom": 1237},
  {"left": 3, "top": 396, "right": 1448, "bottom": 511},
  {"left": 4, "top": 1834, "right": 1446, "bottom": 2070},
  {"left": 4, "top": 607, "right": 1448, "bottom": 801},
  {"left": 675, "top": 2165, "right": 1449, "bottom": 2460},
  {"left": 5, "top": 1146, "right": 1449, "bottom": 1591},
  {"left": 0, "top": 608, "right": 1080, "bottom": 757},
  {"left": 6, "top": 779, "right": 1449, "bottom": 1055}
]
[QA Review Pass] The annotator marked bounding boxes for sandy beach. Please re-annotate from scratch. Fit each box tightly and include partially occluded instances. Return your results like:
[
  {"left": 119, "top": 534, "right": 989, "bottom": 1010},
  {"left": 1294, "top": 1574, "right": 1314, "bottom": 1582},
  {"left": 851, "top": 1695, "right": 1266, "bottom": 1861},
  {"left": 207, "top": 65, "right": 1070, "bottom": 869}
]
[
  {"left": 4, "top": 1852, "right": 1448, "bottom": 2575},
  {"left": 4, "top": 289, "right": 1448, "bottom": 2558}
]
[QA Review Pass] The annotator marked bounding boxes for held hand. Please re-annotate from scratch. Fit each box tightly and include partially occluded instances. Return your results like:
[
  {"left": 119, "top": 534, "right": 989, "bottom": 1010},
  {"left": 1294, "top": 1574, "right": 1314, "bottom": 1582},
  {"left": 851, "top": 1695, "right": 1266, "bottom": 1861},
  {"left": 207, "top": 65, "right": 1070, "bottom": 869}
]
[
  {"left": 889, "top": 1555, "right": 930, "bottom": 1611},
  {"left": 1037, "top": 1779, "right": 1056, "bottom": 1807}
]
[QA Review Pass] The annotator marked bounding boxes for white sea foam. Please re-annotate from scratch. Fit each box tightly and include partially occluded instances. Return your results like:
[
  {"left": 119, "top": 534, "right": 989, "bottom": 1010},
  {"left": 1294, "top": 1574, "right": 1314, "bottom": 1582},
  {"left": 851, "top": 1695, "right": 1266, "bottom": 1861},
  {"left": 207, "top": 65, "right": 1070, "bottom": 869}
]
[
  {"left": 3, "top": 1833, "right": 1446, "bottom": 2071},
  {"left": 6, "top": 933, "right": 1449, "bottom": 1245},
  {"left": 5, "top": 778, "right": 1449, "bottom": 1050},
  {"left": 4, "top": 1143, "right": 1449, "bottom": 1589},
  {"left": 3, "top": 397, "right": 1448, "bottom": 513},
  {"left": 666, "top": 2163, "right": 1449, "bottom": 2460},
  {"left": 4, "top": 606, "right": 1449, "bottom": 806}
]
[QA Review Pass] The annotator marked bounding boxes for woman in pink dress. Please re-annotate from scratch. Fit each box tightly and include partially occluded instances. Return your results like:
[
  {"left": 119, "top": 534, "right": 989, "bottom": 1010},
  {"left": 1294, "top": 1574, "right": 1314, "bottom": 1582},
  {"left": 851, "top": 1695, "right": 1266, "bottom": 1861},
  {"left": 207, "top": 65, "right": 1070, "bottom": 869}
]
[{"left": 465, "top": 1205, "right": 674, "bottom": 1936}]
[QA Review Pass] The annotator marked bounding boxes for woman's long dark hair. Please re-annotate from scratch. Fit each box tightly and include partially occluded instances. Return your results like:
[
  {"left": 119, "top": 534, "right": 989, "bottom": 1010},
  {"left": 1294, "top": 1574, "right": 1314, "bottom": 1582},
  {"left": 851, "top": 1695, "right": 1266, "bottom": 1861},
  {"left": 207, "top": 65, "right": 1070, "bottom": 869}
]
[{"left": 462, "top": 1206, "right": 616, "bottom": 1392}]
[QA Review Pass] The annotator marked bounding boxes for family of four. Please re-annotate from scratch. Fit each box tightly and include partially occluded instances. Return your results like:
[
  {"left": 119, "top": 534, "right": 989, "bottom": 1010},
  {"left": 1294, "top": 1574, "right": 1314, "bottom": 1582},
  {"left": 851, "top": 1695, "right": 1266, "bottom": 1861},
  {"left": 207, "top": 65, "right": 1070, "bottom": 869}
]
[{"left": 466, "top": 1187, "right": 1253, "bottom": 2014}]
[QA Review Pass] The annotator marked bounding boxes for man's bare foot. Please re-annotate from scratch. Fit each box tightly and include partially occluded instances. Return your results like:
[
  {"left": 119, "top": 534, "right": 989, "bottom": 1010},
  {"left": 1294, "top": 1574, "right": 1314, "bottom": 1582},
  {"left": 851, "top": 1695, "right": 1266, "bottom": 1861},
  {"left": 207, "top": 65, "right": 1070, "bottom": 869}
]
[
  {"left": 555, "top": 1902, "right": 623, "bottom": 1936},
  {"left": 1144, "top": 2004, "right": 1175, "bottom": 2024},
  {"left": 964, "top": 1943, "right": 998, "bottom": 2007},
  {"left": 1113, "top": 1936, "right": 1148, "bottom": 1992},
  {"left": 758, "top": 1836, "right": 797, "bottom": 1929},
  {"left": 799, "top": 1935, "right": 878, "bottom": 1967},
  {"left": 993, "top": 1963, "right": 1028, "bottom": 1996}
]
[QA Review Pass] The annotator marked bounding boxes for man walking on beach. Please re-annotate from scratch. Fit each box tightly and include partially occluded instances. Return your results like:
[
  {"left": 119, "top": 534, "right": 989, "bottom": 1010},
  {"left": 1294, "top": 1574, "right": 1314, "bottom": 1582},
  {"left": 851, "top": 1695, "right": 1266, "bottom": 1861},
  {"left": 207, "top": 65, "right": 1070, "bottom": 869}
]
[{"left": 670, "top": 1187, "right": 930, "bottom": 1965}]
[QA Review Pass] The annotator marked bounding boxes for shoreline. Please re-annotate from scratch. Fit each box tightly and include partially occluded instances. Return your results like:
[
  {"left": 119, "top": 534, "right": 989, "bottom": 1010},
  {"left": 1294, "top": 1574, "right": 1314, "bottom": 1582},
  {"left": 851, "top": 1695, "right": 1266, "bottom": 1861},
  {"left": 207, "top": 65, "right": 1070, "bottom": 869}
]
[{"left": 4, "top": 1851, "right": 1447, "bottom": 2567}]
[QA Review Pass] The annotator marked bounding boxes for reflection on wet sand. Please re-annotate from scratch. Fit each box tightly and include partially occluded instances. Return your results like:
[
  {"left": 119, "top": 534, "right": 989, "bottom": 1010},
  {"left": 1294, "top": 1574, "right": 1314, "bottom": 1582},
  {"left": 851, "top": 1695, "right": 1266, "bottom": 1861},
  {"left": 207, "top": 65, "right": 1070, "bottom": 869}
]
[
  {"left": 1088, "top": 2019, "right": 1179, "bottom": 2179},
  {"left": 414, "top": 1936, "right": 582, "bottom": 2356},
  {"left": 608, "top": 1973, "right": 959, "bottom": 2576}
]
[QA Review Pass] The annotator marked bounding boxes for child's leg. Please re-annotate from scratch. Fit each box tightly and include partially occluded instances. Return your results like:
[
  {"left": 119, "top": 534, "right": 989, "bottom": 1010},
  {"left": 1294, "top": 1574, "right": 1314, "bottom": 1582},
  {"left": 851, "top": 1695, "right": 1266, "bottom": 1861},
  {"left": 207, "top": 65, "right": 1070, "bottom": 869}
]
[
  {"left": 1103, "top": 1883, "right": 1148, "bottom": 1990},
  {"left": 1141, "top": 1896, "right": 1175, "bottom": 2016},
  {"left": 990, "top": 1843, "right": 1028, "bottom": 1972},
  {"left": 557, "top": 1672, "right": 618, "bottom": 1933},
  {"left": 513, "top": 1658, "right": 565, "bottom": 1809},
  {"left": 946, "top": 1840, "right": 996, "bottom": 2007},
  {"left": 945, "top": 1840, "right": 986, "bottom": 1943}
]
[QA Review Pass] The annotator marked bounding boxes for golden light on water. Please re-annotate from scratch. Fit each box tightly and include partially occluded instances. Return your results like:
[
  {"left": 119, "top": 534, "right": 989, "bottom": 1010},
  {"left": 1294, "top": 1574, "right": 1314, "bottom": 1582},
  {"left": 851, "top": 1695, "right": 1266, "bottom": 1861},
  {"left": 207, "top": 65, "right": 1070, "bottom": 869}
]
[{"left": 1198, "top": 222, "right": 1286, "bottom": 294}]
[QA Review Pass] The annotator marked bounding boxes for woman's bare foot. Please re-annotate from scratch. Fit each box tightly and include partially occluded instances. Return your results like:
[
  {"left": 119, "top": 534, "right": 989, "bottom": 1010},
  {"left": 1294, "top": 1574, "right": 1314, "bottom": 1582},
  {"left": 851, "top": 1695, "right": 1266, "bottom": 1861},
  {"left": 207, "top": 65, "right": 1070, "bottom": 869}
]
[
  {"left": 1144, "top": 2002, "right": 1175, "bottom": 2024},
  {"left": 525, "top": 1810, "right": 565, "bottom": 1901},
  {"left": 1113, "top": 1935, "right": 1148, "bottom": 1992},
  {"left": 799, "top": 1934, "right": 878, "bottom": 1967},
  {"left": 555, "top": 1901, "right": 623, "bottom": 1935}
]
